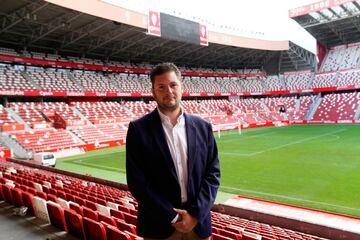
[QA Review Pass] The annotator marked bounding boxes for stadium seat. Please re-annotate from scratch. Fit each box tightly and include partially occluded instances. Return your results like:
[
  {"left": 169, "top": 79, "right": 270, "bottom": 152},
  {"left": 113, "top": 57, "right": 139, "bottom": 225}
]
[
  {"left": 115, "top": 218, "right": 137, "bottom": 234},
  {"left": 10, "top": 188, "right": 24, "bottom": 207},
  {"left": 83, "top": 206, "right": 99, "bottom": 221},
  {"left": 83, "top": 217, "right": 107, "bottom": 240},
  {"left": 21, "top": 191, "right": 35, "bottom": 215},
  {"left": 1, "top": 184, "right": 13, "bottom": 205},
  {"left": 106, "top": 225, "right": 131, "bottom": 240},
  {"left": 47, "top": 201, "right": 67, "bottom": 231},
  {"left": 64, "top": 208, "right": 85, "bottom": 240},
  {"left": 110, "top": 208, "right": 125, "bottom": 220}
]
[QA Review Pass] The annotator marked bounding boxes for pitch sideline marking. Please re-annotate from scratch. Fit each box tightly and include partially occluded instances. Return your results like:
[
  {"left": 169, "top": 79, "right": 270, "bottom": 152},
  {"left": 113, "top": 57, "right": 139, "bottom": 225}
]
[
  {"left": 220, "top": 128, "right": 347, "bottom": 157},
  {"left": 221, "top": 185, "right": 360, "bottom": 212}
]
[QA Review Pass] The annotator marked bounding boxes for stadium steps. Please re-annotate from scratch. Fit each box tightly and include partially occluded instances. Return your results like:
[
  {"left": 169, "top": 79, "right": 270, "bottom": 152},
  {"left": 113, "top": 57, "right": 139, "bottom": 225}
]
[
  {"left": 0, "top": 133, "right": 32, "bottom": 159},
  {"left": 20, "top": 72, "right": 42, "bottom": 90},
  {"left": 66, "top": 129, "right": 86, "bottom": 145},
  {"left": 279, "top": 75, "right": 287, "bottom": 89},
  {"left": 71, "top": 107, "right": 93, "bottom": 125},
  {"left": 5, "top": 108, "right": 32, "bottom": 131},
  {"left": 295, "top": 97, "right": 301, "bottom": 112},
  {"left": 106, "top": 76, "right": 122, "bottom": 91},
  {"left": 305, "top": 94, "right": 322, "bottom": 120},
  {"left": 68, "top": 74, "right": 86, "bottom": 91},
  {"left": 354, "top": 100, "right": 360, "bottom": 120},
  {"left": 259, "top": 99, "right": 271, "bottom": 113},
  {"left": 332, "top": 71, "right": 341, "bottom": 86},
  {"left": 305, "top": 72, "right": 316, "bottom": 89},
  {"left": 120, "top": 104, "right": 137, "bottom": 118}
]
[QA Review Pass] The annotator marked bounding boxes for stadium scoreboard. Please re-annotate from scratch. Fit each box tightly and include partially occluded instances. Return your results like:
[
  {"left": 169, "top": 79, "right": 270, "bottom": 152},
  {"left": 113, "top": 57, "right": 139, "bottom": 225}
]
[{"left": 148, "top": 11, "right": 208, "bottom": 46}]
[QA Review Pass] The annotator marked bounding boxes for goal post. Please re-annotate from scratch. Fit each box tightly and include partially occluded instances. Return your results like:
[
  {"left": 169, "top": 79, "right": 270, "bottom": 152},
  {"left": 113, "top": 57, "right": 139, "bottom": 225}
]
[{"left": 212, "top": 122, "right": 242, "bottom": 139}]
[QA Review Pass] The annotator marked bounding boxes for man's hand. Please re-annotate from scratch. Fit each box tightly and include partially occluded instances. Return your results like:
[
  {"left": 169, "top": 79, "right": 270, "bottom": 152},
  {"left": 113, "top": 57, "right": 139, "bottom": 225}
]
[{"left": 172, "top": 208, "right": 198, "bottom": 233}]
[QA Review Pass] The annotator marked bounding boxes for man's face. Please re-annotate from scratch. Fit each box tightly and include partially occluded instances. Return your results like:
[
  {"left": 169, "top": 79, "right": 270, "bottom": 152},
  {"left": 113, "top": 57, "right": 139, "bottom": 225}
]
[{"left": 152, "top": 71, "right": 183, "bottom": 113}]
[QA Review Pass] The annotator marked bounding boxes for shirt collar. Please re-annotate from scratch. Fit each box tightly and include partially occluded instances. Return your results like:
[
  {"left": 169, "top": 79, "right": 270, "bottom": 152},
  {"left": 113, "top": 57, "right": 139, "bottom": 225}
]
[{"left": 157, "top": 107, "right": 184, "bottom": 125}]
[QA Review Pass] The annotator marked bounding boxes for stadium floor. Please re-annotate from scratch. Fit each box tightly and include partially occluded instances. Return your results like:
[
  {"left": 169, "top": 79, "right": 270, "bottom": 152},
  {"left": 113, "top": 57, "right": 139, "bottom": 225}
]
[{"left": 56, "top": 124, "right": 360, "bottom": 218}]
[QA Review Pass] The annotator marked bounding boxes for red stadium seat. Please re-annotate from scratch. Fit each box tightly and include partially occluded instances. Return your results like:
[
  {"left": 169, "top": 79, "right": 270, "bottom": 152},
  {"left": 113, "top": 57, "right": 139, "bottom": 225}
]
[
  {"left": 83, "top": 217, "right": 107, "bottom": 240},
  {"left": 10, "top": 188, "right": 24, "bottom": 207},
  {"left": 69, "top": 202, "right": 83, "bottom": 216},
  {"left": 106, "top": 225, "right": 131, "bottom": 240},
  {"left": 21, "top": 191, "right": 35, "bottom": 215},
  {"left": 47, "top": 202, "right": 67, "bottom": 231},
  {"left": 98, "top": 212, "right": 117, "bottom": 227},
  {"left": 110, "top": 208, "right": 125, "bottom": 220},
  {"left": 1, "top": 184, "right": 13, "bottom": 205},
  {"left": 64, "top": 208, "right": 85, "bottom": 240},
  {"left": 115, "top": 218, "right": 137, "bottom": 234},
  {"left": 212, "top": 233, "right": 233, "bottom": 240},
  {"left": 47, "top": 194, "right": 58, "bottom": 203},
  {"left": 83, "top": 206, "right": 98, "bottom": 221}
]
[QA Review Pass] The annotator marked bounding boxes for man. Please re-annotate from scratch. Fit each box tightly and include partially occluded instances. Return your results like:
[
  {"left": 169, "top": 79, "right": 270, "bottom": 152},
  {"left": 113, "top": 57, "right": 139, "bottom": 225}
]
[{"left": 126, "top": 63, "right": 220, "bottom": 240}]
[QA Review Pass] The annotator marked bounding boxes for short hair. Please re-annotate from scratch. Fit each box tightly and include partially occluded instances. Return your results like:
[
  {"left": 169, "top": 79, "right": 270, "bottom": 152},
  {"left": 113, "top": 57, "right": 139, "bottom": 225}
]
[{"left": 150, "top": 63, "right": 181, "bottom": 86}]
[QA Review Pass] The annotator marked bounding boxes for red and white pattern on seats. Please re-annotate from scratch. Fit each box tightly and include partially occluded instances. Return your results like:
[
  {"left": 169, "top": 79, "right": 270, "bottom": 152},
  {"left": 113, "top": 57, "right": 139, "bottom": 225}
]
[
  {"left": 0, "top": 160, "right": 327, "bottom": 240},
  {"left": 230, "top": 99, "right": 266, "bottom": 124},
  {"left": 312, "top": 92, "right": 360, "bottom": 122},
  {"left": 70, "top": 123, "right": 127, "bottom": 144},
  {"left": 183, "top": 77, "right": 223, "bottom": 93},
  {"left": 123, "top": 101, "right": 156, "bottom": 117},
  {"left": 0, "top": 66, "right": 37, "bottom": 91},
  {"left": 264, "top": 75, "right": 284, "bottom": 91},
  {"left": 337, "top": 69, "right": 360, "bottom": 87},
  {"left": 33, "top": 102, "right": 82, "bottom": 123},
  {"left": 0, "top": 105, "right": 18, "bottom": 126},
  {"left": 109, "top": 73, "right": 151, "bottom": 93},
  {"left": 238, "top": 77, "right": 264, "bottom": 93},
  {"left": 312, "top": 72, "right": 337, "bottom": 88},
  {"left": 26, "top": 69, "right": 83, "bottom": 92},
  {"left": 284, "top": 73, "right": 313, "bottom": 90},
  {"left": 180, "top": 100, "right": 208, "bottom": 116},
  {"left": 321, "top": 45, "right": 360, "bottom": 72},
  {"left": 73, "top": 101, "right": 133, "bottom": 124},
  {"left": 262, "top": 97, "right": 292, "bottom": 121},
  {"left": 73, "top": 71, "right": 118, "bottom": 92},
  {"left": 216, "top": 77, "right": 242, "bottom": 92},
  {"left": 321, "top": 48, "right": 346, "bottom": 72},
  {"left": 9, "top": 128, "right": 79, "bottom": 152},
  {"left": 8, "top": 102, "right": 49, "bottom": 127}
]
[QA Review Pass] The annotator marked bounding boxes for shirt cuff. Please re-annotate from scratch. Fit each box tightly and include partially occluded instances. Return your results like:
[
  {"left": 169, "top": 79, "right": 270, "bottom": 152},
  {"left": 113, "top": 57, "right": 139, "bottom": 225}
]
[{"left": 171, "top": 214, "right": 179, "bottom": 223}]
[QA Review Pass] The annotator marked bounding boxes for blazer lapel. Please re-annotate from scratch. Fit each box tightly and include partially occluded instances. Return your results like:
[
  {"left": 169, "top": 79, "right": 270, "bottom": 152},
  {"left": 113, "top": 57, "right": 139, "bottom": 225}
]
[
  {"left": 184, "top": 113, "right": 197, "bottom": 176},
  {"left": 150, "top": 109, "right": 179, "bottom": 182}
]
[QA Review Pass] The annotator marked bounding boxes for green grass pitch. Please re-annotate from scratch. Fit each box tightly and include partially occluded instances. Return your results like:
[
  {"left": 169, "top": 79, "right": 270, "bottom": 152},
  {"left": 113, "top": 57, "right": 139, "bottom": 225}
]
[{"left": 56, "top": 124, "right": 360, "bottom": 218}]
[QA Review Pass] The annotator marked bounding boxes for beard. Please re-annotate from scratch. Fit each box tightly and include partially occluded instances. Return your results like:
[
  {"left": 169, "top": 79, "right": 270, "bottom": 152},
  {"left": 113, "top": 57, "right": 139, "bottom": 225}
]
[{"left": 156, "top": 97, "right": 181, "bottom": 113}]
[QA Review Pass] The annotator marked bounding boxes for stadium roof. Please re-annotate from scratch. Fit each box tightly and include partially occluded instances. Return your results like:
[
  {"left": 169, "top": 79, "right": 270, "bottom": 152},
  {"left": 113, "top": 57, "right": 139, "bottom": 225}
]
[
  {"left": 0, "top": 0, "right": 315, "bottom": 72},
  {"left": 291, "top": 0, "right": 360, "bottom": 48}
]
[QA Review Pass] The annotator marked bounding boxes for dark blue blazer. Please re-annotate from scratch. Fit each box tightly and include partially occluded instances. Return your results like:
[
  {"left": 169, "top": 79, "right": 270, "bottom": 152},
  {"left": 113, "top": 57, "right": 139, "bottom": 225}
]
[{"left": 126, "top": 108, "right": 220, "bottom": 238}]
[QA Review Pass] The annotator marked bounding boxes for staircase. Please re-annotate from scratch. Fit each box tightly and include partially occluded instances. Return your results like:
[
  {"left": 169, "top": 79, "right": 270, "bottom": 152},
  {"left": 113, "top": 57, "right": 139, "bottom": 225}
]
[
  {"left": 71, "top": 106, "right": 93, "bottom": 125},
  {"left": 1, "top": 133, "right": 33, "bottom": 159},
  {"left": 68, "top": 73, "right": 86, "bottom": 91},
  {"left": 21, "top": 71, "right": 42, "bottom": 90},
  {"left": 66, "top": 129, "right": 86, "bottom": 145},
  {"left": 305, "top": 94, "right": 322, "bottom": 120},
  {"left": 354, "top": 100, "right": 360, "bottom": 120},
  {"left": 5, "top": 108, "right": 33, "bottom": 131}
]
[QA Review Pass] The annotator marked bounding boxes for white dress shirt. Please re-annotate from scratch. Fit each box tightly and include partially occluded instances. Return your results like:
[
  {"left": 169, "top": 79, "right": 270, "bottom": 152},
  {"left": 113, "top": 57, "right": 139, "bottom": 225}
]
[{"left": 157, "top": 108, "right": 188, "bottom": 223}]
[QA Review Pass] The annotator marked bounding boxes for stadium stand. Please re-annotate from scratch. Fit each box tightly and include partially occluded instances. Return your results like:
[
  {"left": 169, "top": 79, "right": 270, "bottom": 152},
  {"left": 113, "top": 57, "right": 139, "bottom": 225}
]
[
  {"left": 312, "top": 92, "right": 360, "bottom": 122},
  {"left": 9, "top": 129, "right": 80, "bottom": 153},
  {"left": 0, "top": 160, "right": 328, "bottom": 240},
  {"left": 312, "top": 72, "right": 337, "bottom": 88},
  {"left": 284, "top": 72, "right": 313, "bottom": 90},
  {"left": 25, "top": 68, "right": 84, "bottom": 92},
  {"left": 72, "top": 101, "right": 133, "bottom": 124},
  {"left": 0, "top": 65, "right": 38, "bottom": 91}
]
